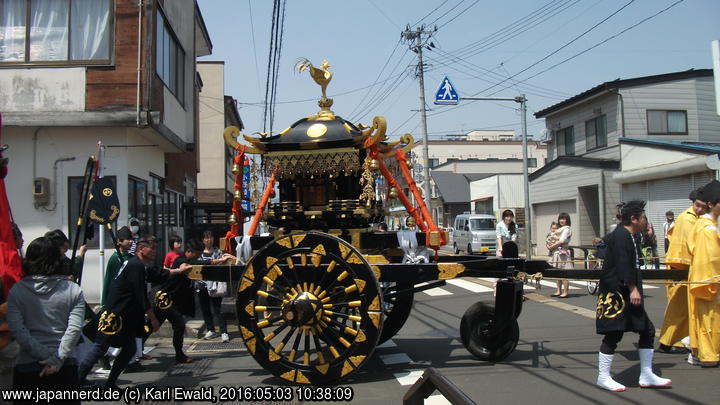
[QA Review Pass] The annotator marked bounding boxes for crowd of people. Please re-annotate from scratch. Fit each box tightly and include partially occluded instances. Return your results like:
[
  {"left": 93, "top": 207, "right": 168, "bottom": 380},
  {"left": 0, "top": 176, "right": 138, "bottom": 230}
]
[{"left": 0, "top": 221, "right": 234, "bottom": 396}]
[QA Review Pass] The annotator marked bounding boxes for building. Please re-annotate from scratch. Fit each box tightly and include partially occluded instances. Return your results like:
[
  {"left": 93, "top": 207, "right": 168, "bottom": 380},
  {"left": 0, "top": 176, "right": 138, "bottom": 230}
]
[
  {"left": 614, "top": 138, "right": 719, "bottom": 253},
  {"left": 530, "top": 68, "right": 719, "bottom": 254},
  {"left": 408, "top": 134, "right": 547, "bottom": 227},
  {"left": 185, "top": 61, "right": 244, "bottom": 238},
  {"left": 0, "top": 0, "right": 212, "bottom": 302},
  {"left": 196, "top": 61, "right": 243, "bottom": 204}
]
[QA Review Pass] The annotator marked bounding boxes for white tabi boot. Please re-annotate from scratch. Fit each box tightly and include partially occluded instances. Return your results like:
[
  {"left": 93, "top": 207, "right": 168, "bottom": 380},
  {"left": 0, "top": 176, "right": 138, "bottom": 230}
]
[
  {"left": 638, "top": 348, "right": 672, "bottom": 387},
  {"left": 597, "top": 353, "right": 626, "bottom": 392}
]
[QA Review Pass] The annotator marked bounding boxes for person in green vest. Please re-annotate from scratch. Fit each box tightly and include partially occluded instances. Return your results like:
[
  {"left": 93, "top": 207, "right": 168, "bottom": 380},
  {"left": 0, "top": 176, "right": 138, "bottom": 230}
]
[{"left": 101, "top": 226, "right": 133, "bottom": 307}]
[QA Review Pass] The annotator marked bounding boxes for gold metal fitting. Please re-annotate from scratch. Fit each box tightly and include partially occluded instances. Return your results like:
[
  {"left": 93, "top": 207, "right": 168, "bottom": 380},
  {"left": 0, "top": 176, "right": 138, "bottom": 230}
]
[
  {"left": 232, "top": 163, "right": 241, "bottom": 176},
  {"left": 370, "top": 159, "right": 380, "bottom": 171},
  {"left": 406, "top": 161, "right": 413, "bottom": 169},
  {"left": 228, "top": 213, "right": 238, "bottom": 225},
  {"left": 234, "top": 190, "right": 243, "bottom": 200},
  {"left": 388, "top": 187, "right": 398, "bottom": 199}
]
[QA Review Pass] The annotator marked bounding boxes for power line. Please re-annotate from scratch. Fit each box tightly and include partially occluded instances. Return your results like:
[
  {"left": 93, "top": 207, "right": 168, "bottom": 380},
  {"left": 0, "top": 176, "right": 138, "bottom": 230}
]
[
  {"left": 480, "top": 0, "right": 636, "bottom": 95},
  {"left": 450, "top": 0, "right": 577, "bottom": 59},
  {"left": 436, "top": 0, "right": 481, "bottom": 29},
  {"left": 487, "top": 0, "right": 685, "bottom": 96},
  {"left": 347, "top": 39, "right": 403, "bottom": 118},
  {"left": 247, "top": 0, "right": 261, "bottom": 94},
  {"left": 426, "top": 0, "right": 672, "bottom": 118},
  {"left": 426, "top": 48, "right": 570, "bottom": 99},
  {"left": 411, "top": 0, "right": 451, "bottom": 27}
]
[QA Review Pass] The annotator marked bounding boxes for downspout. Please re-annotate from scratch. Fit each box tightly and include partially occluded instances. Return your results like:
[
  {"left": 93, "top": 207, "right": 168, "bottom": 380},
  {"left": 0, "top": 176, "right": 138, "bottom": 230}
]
[
  {"left": 605, "top": 85, "right": 625, "bottom": 138},
  {"left": 599, "top": 171, "right": 606, "bottom": 234},
  {"left": 136, "top": 0, "right": 143, "bottom": 125}
]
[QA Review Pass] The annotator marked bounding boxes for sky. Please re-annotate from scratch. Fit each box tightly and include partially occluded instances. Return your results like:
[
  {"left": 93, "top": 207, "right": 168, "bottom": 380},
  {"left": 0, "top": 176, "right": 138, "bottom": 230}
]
[{"left": 196, "top": 0, "right": 719, "bottom": 141}]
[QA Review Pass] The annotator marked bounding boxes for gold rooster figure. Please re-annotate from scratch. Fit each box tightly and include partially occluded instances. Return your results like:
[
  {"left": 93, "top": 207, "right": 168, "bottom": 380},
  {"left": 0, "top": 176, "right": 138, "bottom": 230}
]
[{"left": 296, "top": 58, "right": 333, "bottom": 106}]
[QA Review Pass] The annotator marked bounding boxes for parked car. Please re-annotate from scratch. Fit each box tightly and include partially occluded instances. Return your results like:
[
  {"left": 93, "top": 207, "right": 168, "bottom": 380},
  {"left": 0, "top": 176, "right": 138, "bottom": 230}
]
[{"left": 452, "top": 214, "right": 497, "bottom": 255}]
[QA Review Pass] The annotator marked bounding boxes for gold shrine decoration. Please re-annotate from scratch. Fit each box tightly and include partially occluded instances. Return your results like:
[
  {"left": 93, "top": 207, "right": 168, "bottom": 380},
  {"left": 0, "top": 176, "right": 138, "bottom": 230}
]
[
  {"left": 223, "top": 126, "right": 263, "bottom": 154},
  {"left": 264, "top": 150, "right": 361, "bottom": 179},
  {"left": 359, "top": 155, "right": 375, "bottom": 207},
  {"left": 296, "top": 58, "right": 336, "bottom": 119}
]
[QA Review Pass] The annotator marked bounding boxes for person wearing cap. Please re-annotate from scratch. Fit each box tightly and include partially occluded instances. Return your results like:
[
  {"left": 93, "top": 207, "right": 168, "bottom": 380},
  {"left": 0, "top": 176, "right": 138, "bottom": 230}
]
[
  {"left": 663, "top": 211, "right": 674, "bottom": 254},
  {"left": 100, "top": 226, "right": 133, "bottom": 308},
  {"left": 657, "top": 188, "right": 707, "bottom": 354},
  {"left": 686, "top": 180, "right": 720, "bottom": 367}
]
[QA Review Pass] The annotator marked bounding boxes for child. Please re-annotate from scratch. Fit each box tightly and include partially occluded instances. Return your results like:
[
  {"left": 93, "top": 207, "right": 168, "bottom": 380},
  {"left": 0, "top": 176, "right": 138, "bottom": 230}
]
[
  {"left": 546, "top": 222, "right": 559, "bottom": 257},
  {"left": 163, "top": 235, "right": 183, "bottom": 270}
]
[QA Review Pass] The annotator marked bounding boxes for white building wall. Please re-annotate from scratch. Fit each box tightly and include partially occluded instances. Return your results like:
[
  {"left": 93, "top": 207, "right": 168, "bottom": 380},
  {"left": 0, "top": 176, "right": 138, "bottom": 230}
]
[
  {"left": 497, "top": 175, "right": 524, "bottom": 208},
  {"left": 411, "top": 141, "right": 547, "bottom": 169},
  {"left": 197, "top": 63, "right": 227, "bottom": 190},
  {"left": 0, "top": 68, "right": 85, "bottom": 112},
  {"left": 4, "top": 126, "right": 168, "bottom": 303}
]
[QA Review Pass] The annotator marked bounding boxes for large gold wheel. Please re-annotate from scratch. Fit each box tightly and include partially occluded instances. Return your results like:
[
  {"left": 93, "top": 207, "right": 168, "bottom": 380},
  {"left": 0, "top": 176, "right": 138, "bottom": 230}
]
[{"left": 235, "top": 231, "right": 383, "bottom": 385}]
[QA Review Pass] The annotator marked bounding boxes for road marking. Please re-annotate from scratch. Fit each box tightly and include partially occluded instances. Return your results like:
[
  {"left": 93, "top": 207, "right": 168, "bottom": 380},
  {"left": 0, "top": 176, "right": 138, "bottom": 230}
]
[
  {"left": 379, "top": 352, "right": 412, "bottom": 365},
  {"left": 417, "top": 282, "right": 453, "bottom": 296},
  {"left": 446, "top": 278, "right": 493, "bottom": 293},
  {"left": 426, "top": 394, "right": 452, "bottom": 404},
  {"left": 537, "top": 280, "right": 580, "bottom": 290},
  {"left": 377, "top": 339, "right": 397, "bottom": 349},
  {"left": 393, "top": 370, "right": 424, "bottom": 386}
]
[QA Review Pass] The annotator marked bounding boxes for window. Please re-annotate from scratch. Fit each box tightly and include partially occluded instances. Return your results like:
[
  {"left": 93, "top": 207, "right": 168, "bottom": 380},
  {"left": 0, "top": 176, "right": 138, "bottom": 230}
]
[
  {"left": 156, "top": 8, "right": 185, "bottom": 103},
  {"left": 647, "top": 110, "right": 687, "bottom": 135},
  {"left": 428, "top": 158, "right": 439, "bottom": 168},
  {"left": 555, "top": 126, "right": 574, "bottom": 156},
  {"left": 128, "top": 176, "right": 148, "bottom": 232},
  {"left": 528, "top": 158, "right": 537, "bottom": 168},
  {"left": 68, "top": 176, "right": 116, "bottom": 248},
  {"left": 0, "top": 0, "right": 112, "bottom": 64},
  {"left": 585, "top": 115, "right": 607, "bottom": 150}
]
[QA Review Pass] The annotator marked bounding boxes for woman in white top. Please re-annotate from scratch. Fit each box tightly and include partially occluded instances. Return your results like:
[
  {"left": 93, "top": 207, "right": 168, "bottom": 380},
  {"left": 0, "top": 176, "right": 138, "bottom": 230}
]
[
  {"left": 496, "top": 210, "right": 518, "bottom": 257},
  {"left": 548, "top": 212, "right": 572, "bottom": 297}
]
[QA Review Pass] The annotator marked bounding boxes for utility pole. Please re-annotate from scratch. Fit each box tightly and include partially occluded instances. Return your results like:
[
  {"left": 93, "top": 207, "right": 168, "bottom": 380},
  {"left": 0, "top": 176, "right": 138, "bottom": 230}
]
[
  {"left": 402, "top": 25, "right": 435, "bottom": 213},
  {"left": 519, "top": 94, "right": 532, "bottom": 258},
  {"left": 458, "top": 95, "right": 532, "bottom": 258}
]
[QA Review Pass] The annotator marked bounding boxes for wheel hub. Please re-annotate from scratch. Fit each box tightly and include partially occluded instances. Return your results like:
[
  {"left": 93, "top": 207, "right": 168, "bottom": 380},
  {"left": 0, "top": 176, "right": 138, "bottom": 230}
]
[{"left": 282, "top": 291, "right": 322, "bottom": 327}]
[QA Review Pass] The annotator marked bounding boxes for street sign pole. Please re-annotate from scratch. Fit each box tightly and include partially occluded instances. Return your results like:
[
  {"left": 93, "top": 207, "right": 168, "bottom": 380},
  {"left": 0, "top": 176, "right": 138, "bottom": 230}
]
[{"left": 456, "top": 96, "right": 532, "bottom": 258}]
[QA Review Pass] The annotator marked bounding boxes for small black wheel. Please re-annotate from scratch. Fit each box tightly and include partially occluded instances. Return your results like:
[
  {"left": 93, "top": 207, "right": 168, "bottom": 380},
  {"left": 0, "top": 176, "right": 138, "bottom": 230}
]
[
  {"left": 453, "top": 243, "right": 460, "bottom": 255},
  {"left": 460, "top": 302, "right": 519, "bottom": 362},
  {"left": 378, "top": 282, "right": 414, "bottom": 344},
  {"left": 467, "top": 244, "right": 473, "bottom": 255}
]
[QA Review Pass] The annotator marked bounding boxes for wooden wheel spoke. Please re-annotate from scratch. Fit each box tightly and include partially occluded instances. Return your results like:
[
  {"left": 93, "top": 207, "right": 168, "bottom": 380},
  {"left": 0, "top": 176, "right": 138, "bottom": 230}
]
[
  {"left": 256, "top": 315, "right": 284, "bottom": 329},
  {"left": 303, "top": 329, "right": 312, "bottom": 365},
  {"left": 288, "top": 328, "right": 303, "bottom": 362},
  {"left": 272, "top": 326, "right": 297, "bottom": 353},
  {"left": 311, "top": 327, "right": 328, "bottom": 363}
]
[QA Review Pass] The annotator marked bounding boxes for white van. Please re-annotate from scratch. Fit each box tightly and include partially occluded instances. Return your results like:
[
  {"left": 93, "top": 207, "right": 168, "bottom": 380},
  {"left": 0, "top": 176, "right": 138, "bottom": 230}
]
[{"left": 452, "top": 213, "right": 497, "bottom": 255}]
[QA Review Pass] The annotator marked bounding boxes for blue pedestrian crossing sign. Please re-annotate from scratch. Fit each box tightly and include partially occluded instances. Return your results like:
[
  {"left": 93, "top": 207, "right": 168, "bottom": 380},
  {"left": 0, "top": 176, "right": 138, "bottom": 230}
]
[{"left": 434, "top": 76, "right": 459, "bottom": 105}]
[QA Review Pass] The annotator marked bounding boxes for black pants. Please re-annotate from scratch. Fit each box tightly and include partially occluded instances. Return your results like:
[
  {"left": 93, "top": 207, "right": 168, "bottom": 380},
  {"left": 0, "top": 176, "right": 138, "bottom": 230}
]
[
  {"left": 154, "top": 305, "right": 187, "bottom": 359},
  {"left": 78, "top": 334, "right": 136, "bottom": 387},
  {"left": 600, "top": 329, "right": 655, "bottom": 355},
  {"left": 14, "top": 363, "right": 79, "bottom": 405},
  {"left": 197, "top": 284, "right": 227, "bottom": 334}
]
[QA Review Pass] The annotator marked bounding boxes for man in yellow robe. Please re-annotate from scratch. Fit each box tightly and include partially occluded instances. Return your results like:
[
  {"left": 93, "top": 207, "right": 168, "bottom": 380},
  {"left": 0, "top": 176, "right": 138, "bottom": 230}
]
[
  {"left": 657, "top": 189, "right": 706, "bottom": 353},
  {"left": 687, "top": 180, "right": 720, "bottom": 366}
]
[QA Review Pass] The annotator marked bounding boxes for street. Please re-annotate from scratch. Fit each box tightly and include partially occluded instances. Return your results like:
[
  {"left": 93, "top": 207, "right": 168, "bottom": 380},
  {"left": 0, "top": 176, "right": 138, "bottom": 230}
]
[{"left": 85, "top": 266, "right": 720, "bottom": 405}]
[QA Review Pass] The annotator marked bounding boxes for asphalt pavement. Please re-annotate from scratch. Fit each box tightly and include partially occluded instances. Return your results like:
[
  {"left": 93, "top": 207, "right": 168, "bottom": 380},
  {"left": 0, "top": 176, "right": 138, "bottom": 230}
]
[{"left": 80, "top": 252, "right": 719, "bottom": 405}]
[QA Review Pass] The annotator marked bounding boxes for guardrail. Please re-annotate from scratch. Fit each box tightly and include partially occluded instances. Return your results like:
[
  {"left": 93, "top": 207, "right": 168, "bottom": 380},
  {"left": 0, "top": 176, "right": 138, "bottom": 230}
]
[{"left": 402, "top": 368, "right": 476, "bottom": 405}]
